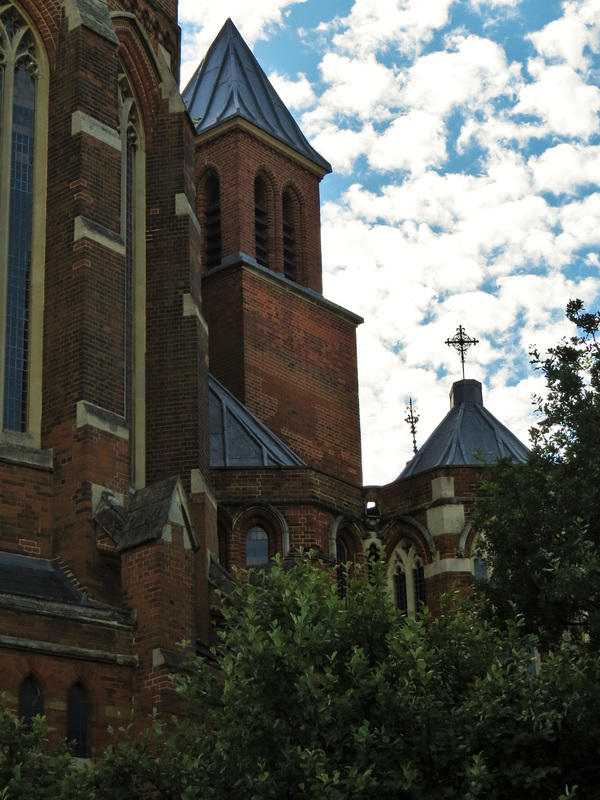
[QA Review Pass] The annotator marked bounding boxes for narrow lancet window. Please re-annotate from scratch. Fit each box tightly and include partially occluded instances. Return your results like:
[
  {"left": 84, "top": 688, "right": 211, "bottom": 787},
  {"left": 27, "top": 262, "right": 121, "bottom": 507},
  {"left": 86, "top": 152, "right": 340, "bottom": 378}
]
[
  {"left": 67, "top": 682, "right": 89, "bottom": 758},
  {"left": 204, "top": 171, "right": 221, "bottom": 269},
  {"left": 246, "top": 525, "right": 268, "bottom": 566},
  {"left": 394, "top": 566, "right": 408, "bottom": 611},
  {"left": 18, "top": 675, "right": 41, "bottom": 724},
  {"left": 118, "top": 71, "right": 145, "bottom": 488},
  {"left": 0, "top": 4, "right": 38, "bottom": 432}
]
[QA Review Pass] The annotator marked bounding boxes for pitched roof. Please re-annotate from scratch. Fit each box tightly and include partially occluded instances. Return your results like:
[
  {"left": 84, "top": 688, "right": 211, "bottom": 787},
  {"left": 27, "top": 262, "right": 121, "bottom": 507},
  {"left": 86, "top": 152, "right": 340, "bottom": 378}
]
[
  {"left": 209, "top": 374, "right": 305, "bottom": 468},
  {"left": 182, "top": 19, "right": 331, "bottom": 173},
  {"left": 398, "top": 379, "right": 529, "bottom": 479},
  {"left": 0, "top": 552, "right": 84, "bottom": 603}
]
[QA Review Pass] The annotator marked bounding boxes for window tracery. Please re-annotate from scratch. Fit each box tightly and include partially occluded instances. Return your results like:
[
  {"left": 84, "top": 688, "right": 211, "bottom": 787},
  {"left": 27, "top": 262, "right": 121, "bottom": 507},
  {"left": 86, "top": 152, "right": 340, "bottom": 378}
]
[{"left": 389, "top": 538, "right": 427, "bottom": 615}]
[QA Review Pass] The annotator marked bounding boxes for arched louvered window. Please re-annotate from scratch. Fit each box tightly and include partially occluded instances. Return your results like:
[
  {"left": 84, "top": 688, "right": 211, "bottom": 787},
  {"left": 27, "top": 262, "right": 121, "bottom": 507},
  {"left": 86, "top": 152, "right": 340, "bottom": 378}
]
[
  {"left": 118, "top": 70, "right": 145, "bottom": 488},
  {"left": 254, "top": 176, "right": 269, "bottom": 267},
  {"left": 246, "top": 524, "right": 269, "bottom": 566},
  {"left": 18, "top": 675, "right": 41, "bottom": 724},
  {"left": 0, "top": 2, "right": 46, "bottom": 439},
  {"left": 67, "top": 682, "right": 89, "bottom": 758},
  {"left": 282, "top": 190, "right": 297, "bottom": 281},
  {"left": 204, "top": 171, "right": 221, "bottom": 269}
]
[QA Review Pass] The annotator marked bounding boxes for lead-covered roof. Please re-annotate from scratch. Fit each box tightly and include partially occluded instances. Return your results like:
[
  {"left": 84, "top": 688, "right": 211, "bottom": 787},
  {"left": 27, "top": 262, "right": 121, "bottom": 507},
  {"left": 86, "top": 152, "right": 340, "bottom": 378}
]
[{"left": 182, "top": 19, "right": 331, "bottom": 173}]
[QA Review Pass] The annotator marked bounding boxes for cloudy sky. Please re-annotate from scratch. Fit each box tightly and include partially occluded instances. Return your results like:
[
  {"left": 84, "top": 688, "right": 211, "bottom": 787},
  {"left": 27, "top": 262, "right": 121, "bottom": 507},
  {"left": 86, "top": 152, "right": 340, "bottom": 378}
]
[{"left": 178, "top": 0, "right": 600, "bottom": 486}]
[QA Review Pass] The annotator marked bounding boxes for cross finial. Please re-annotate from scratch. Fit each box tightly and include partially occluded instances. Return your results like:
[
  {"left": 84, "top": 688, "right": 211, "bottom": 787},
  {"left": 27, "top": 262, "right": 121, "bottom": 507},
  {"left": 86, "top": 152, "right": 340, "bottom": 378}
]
[
  {"left": 404, "top": 398, "right": 419, "bottom": 455},
  {"left": 445, "top": 325, "right": 479, "bottom": 380}
]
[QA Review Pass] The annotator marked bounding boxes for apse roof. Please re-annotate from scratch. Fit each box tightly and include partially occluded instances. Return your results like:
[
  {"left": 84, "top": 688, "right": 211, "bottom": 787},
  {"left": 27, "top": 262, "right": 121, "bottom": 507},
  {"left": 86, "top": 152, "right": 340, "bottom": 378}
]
[
  {"left": 209, "top": 374, "right": 305, "bottom": 468},
  {"left": 398, "top": 379, "right": 529, "bottom": 479},
  {"left": 182, "top": 19, "right": 332, "bottom": 173}
]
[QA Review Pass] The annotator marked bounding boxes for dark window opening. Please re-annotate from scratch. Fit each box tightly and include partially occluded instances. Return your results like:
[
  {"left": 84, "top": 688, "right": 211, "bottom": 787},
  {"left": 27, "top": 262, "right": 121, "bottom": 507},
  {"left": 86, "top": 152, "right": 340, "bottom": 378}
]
[
  {"left": 205, "top": 172, "right": 221, "bottom": 269},
  {"left": 254, "top": 177, "right": 269, "bottom": 267},
  {"left": 67, "top": 683, "right": 89, "bottom": 758},
  {"left": 282, "top": 191, "right": 296, "bottom": 281},
  {"left": 413, "top": 562, "right": 426, "bottom": 614},
  {"left": 336, "top": 537, "right": 348, "bottom": 598},
  {"left": 19, "top": 676, "right": 41, "bottom": 725},
  {"left": 218, "top": 526, "right": 229, "bottom": 570},
  {"left": 394, "top": 568, "right": 408, "bottom": 612}
]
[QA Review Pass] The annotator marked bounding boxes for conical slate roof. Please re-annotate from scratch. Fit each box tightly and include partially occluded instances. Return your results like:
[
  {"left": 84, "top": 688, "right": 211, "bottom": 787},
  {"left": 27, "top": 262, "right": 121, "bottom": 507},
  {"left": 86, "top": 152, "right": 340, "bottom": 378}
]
[
  {"left": 182, "top": 19, "right": 331, "bottom": 173},
  {"left": 398, "top": 379, "right": 529, "bottom": 479}
]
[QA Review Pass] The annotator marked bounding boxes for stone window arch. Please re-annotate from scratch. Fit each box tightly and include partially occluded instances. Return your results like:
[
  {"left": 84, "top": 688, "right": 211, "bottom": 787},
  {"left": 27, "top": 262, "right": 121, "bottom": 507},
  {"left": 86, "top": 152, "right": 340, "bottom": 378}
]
[
  {"left": 235, "top": 507, "right": 286, "bottom": 570},
  {"left": 0, "top": 1, "right": 48, "bottom": 444},
  {"left": 67, "top": 681, "right": 90, "bottom": 758}
]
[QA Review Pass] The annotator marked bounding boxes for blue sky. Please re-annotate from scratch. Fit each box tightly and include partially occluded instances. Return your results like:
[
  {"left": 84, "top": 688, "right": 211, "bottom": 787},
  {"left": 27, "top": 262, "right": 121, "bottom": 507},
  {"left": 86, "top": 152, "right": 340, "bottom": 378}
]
[{"left": 178, "top": 0, "right": 600, "bottom": 485}]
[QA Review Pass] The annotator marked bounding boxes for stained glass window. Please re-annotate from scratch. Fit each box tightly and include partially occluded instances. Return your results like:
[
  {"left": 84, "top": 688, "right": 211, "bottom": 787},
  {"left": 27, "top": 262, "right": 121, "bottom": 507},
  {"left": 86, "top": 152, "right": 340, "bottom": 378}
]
[{"left": 0, "top": 4, "right": 38, "bottom": 432}]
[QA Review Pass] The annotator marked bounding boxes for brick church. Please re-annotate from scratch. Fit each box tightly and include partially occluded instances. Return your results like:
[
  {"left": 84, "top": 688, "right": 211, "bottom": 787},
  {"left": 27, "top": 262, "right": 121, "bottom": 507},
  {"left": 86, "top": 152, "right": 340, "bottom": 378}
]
[{"left": 0, "top": 0, "right": 528, "bottom": 755}]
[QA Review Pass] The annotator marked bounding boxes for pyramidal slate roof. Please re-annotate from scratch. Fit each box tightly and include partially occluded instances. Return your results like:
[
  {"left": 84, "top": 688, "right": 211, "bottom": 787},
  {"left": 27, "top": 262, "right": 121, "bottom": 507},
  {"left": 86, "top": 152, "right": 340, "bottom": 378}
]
[
  {"left": 182, "top": 19, "right": 331, "bottom": 173},
  {"left": 398, "top": 379, "right": 529, "bottom": 479},
  {"left": 209, "top": 374, "right": 305, "bottom": 468}
]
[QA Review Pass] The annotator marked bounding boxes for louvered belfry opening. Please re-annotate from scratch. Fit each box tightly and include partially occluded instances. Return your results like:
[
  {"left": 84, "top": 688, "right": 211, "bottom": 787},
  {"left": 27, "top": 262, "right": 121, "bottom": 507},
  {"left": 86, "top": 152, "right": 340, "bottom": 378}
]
[
  {"left": 282, "top": 190, "right": 297, "bottom": 281},
  {"left": 254, "top": 176, "right": 269, "bottom": 267},
  {"left": 204, "top": 171, "right": 222, "bottom": 269}
]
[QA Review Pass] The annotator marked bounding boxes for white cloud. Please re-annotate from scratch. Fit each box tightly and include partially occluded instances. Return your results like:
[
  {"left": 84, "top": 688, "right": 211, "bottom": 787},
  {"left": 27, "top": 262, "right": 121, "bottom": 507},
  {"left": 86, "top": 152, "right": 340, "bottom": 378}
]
[
  {"left": 402, "top": 34, "right": 518, "bottom": 116},
  {"left": 320, "top": 0, "right": 454, "bottom": 58},
  {"left": 515, "top": 62, "right": 600, "bottom": 137},
  {"left": 268, "top": 71, "right": 315, "bottom": 109},
  {"left": 529, "top": 0, "right": 600, "bottom": 71},
  {"left": 179, "top": 0, "right": 307, "bottom": 87},
  {"left": 529, "top": 143, "right": 600, "bottom": 195},
  {"left": 368, "top": 111, "right": 448, "bottom": 174}
]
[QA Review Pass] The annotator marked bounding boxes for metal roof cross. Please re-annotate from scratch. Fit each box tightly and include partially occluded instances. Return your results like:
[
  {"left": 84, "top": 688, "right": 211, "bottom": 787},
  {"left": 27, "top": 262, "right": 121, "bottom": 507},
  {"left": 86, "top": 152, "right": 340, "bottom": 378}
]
[{"left": 445, "top": 325, "right": 479, "bottom": 380}]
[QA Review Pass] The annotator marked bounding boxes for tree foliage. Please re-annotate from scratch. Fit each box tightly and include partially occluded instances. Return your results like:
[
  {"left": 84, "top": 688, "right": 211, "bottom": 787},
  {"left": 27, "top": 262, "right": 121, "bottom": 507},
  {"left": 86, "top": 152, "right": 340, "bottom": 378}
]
[
  {"left": 2, "top": 556, "right": 599, "bottom": 798},
  {"left": 92, "top": 557, "right": 594, "bottom": 799},
  {"left": 475, "top": 300, "right": 600, "bottom": 647}
]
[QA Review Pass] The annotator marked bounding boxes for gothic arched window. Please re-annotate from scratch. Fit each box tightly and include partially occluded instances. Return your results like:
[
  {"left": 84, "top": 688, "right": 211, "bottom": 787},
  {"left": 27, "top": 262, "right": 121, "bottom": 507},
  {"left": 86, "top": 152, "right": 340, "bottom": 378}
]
[
  {"left": 0, "top": 3, "right": 46, "bottom": 440},
  {"left": 389, "top": 539, "right": 427, "bottom": 616},
  {"left": 18, "top": 675, "right": 41, "bottom": 724},
  {"left": 118, "top": 70, "right": 145, "bottom": 488},
  {"left": 67, "top": 682, "right": 90, "bottom": 758}
]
